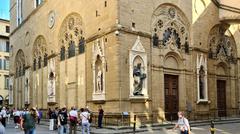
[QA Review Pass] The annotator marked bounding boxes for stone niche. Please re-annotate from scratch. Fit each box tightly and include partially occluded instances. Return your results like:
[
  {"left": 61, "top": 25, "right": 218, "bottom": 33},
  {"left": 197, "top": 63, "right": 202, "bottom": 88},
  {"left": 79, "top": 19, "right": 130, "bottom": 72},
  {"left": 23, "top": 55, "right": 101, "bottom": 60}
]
[
  {"left": 24, "top": 68, "right": 30, "bottom": 104},
  {"left": 9, "top": 76, "right": 14, "bottom": 105},
  {"left": 92, "top": 38, "right": 106, "bottom": 102},
  {"left": 196, "top": 53, "right": 208, "bottom": 104},
  {"left": 47, "top": 57, "right": 56, "bottom": 103},
  {"left": 129, "top": 36, "right": 148, "bottom": 100}
]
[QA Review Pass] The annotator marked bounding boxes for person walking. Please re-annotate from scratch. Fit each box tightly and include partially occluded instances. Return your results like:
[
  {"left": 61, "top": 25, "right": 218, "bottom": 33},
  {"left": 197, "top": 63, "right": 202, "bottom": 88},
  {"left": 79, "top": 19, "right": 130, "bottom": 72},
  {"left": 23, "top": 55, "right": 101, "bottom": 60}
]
[
  {"left": 52, "top": 107, "right": 59, "bottom": 130},
  {"left": 173, "top": 111, "right": 191, "bottom": 134},
  {"left": 37, "top": 109, "right": 43, "bottom": 124},
  {"left": 0, "top": 117, "right": 5, "bottom": 134},
  {"left": 20, "top": 108, "right": 38, "bottom": 134},
  {"left": 48, "top": 108, "right": 53, "bottom": 119},
  {"left": 69, "top": 107, "right": 78, "bottom": 134},
  {"left": 97, "top": 105, "right": 104, "bottom": 128},
  {"left": 80, "top": 108, "right": 90, "bottom": 134},
  {"left": 0, "top": 107, "right": 7, "bottom": 127},
  {"left": 6, "top": 108, "right": 10, "bottom": 125},
  {"left": 58, "top": 107, "right": 68, "bottom": 134},
  {"left": 13, "top": 108, "right": 21, "bottom": 128}
]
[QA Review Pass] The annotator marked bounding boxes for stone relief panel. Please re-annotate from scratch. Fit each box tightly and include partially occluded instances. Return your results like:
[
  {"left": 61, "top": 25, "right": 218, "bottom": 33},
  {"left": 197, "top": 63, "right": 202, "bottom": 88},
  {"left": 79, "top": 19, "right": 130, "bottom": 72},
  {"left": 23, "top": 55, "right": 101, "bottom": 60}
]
[
  {"left": 47, "top": 58, "right": 56, "bottom": 103},
  {"left": 208, "top": 24, "right": 237, "bottom": 64},
  {"left": 129, "top": 36, "right": 148, "bottom": 98},
  {"left": 24, "top": 69, "right": 30, "bottom": 104},
  {"left": 92, "top": 38, "right": 106, "bottom": 101},
  {"left": 196, "top": 54, "right": 208, "bottom": 103},
  {"left": 152, "top": 5, "right": 190, "bottom": 53}
]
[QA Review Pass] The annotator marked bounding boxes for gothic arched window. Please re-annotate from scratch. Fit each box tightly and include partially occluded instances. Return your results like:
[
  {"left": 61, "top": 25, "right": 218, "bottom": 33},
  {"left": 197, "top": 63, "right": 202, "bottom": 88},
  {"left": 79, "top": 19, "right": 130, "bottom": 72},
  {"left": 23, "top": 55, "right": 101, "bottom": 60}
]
[
  {"left": 38, "top": 56, "right": 42, "bottom": 69},
  {"left": 44, "top": 53, "right": 48, "bottom": 67},
  {"left": 78, "top": 37, "right": 85, "bottom": 54},
  {"left": 163, "top": 28, "right": 181, "bottom": 49},
  {"left": 33, "top": 58, "right": 36, "bottom": 71},
  {"left": 23, "top": 64, "right": 25, "bottom": 75},
  {"left": 60, "top": 46, "right": 65, "bottom": 61},
  {"left": 19, "top": 66, "right": 22, "bottom": 76},
  {"left": 16, "top": 67, "right": 18, "bottom": 77},
  {"left": 68, "top": 41, "right": 75, "bottom": 58}
]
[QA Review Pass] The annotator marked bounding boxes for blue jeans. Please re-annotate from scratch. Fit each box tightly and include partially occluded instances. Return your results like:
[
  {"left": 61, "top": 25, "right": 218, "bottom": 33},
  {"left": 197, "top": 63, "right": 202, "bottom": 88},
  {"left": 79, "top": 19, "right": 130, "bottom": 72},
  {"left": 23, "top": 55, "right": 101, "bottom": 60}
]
[
  {"left": 180, "top": 130, "right": 188, "bottom": 134},
  {"left": 82, "top": 122, "right": 90, "bottom": 134},
  {"left": 58, "top": 124, "right": 68, "bottom": 134},
  {"left": 24, "top": 128, "right": 35, "bottom": 134}
]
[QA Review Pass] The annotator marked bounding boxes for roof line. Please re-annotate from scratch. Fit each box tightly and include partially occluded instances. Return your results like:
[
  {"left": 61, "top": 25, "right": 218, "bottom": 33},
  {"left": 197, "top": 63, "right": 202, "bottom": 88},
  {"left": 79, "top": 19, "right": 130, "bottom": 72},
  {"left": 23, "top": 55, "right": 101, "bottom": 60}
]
[{"left": 211, "top": 0, "right": 240, "bottom": 14}]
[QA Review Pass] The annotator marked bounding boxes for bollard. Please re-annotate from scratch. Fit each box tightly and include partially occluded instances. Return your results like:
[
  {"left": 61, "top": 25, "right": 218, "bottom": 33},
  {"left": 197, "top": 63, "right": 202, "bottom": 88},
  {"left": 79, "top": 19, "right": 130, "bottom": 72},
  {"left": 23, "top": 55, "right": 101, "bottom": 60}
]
[
  {"left": 210, "top": 120, "right": 216, "bottom": 134},
  {"left": 133, "top": 115, "right": 136, "bottom": 134}
]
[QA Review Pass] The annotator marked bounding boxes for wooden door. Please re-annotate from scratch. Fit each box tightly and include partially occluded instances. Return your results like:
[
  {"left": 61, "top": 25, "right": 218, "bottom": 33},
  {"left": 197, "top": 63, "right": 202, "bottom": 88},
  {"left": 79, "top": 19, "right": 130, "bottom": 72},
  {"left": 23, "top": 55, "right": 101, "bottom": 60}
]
[
  {"left": 164, "top": 74, "right": 179, "bottom": 121},
  {"left": 217, "top": 80, "right": 227, "bottom": 117}
]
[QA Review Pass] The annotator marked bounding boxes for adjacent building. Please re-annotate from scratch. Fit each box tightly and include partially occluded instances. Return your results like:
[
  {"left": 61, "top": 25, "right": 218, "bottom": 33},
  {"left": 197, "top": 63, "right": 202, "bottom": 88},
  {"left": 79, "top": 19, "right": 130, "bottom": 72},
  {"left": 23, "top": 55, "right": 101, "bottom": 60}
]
[
  {"left": 0, "top": 18, "right": 10, "bottom": 107},
  {"left": 9, "top": 0, "right": 240, "bottom": 123}
]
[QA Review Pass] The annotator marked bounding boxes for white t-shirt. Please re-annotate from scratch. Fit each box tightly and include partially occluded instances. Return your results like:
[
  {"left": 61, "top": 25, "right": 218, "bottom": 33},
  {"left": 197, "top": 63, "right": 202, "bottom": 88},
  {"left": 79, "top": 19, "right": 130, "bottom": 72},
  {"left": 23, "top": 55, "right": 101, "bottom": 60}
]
[
  {"left": 13, "top": 111, "right": 20, "bottom": 116},
  {"left": 177, "top": 117, "right": 190, "bottom": 131},
  {"left": 1, "top": 110, "right": 6, "bottom": 118},
  {"left": 80, "top": 111, "right": 90, "bottom": 123},
  {"left": 69, "top": 110, "right": 78, "bottom": 118}
]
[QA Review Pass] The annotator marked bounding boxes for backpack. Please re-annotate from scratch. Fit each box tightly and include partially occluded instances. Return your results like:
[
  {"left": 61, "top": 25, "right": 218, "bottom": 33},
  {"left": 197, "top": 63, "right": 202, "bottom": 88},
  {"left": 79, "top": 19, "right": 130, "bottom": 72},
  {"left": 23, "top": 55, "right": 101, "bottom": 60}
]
[
  {"left": 23, "top": 114, "right": 35, "bottom": 129},
  {"left": 69, "top": 116, "right": 77, "bottom": 124}
]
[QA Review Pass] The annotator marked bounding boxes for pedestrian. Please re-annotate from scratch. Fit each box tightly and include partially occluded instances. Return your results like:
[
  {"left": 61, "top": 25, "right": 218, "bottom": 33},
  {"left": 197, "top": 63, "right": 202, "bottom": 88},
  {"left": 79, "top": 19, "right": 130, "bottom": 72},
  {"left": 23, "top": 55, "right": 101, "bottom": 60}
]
[
  {"left": 0, "top": 107, "right": 7, "bottom": 127},
  {"left": 6, "top": 108, "right": 11, "bottom": 124},
  {"left": 97, "top": 105, "right": 104, "bottom": 128},
  {"left": 173, "top": 111, "right": 191, "bottom": 134},
  {"left": 80, "top": 108, "right": 90, "bottom": 134},
  {"left": 52, "top": 107, "right": 59, "bottom": 130},
  {"left": 69, "top": 106, "right": 78, "bottom": 134},
  {"left": 37, "top": 109, "right": 43, "bottom": 124},
  {"left": 58, "top": 107, "right": 68, "bottom": 134},
  {"left": 0, "top": 117, "right": 5, "bottom": 134},
  {"left": 13, "top": 108, "right": 21, "bottom": 128},
  {"left": 20, "top": 107, "right": 38, "bottom": 134},
  {"left": 48, "top": 108, "right": 53, "bottom": 119}
]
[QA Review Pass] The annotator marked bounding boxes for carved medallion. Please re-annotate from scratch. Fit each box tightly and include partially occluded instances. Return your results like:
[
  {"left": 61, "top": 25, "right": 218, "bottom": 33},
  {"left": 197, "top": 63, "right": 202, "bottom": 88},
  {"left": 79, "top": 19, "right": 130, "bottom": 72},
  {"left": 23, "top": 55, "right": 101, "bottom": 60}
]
[{"left": 48, "top": 11, "right": 55, "bottom": 29}]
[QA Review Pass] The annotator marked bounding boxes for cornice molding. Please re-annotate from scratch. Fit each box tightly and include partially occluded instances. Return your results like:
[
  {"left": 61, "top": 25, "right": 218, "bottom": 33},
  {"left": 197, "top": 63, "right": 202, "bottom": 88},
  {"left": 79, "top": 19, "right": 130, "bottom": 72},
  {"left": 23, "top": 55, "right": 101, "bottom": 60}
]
[{"left": 212, "top": 0, "right": 240, "bottom": 14}]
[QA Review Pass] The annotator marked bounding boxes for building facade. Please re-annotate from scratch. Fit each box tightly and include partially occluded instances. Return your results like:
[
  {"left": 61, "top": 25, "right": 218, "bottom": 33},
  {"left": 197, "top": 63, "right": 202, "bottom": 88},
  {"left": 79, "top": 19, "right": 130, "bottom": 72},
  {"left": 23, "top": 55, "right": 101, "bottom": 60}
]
[
  {"left": 10, "top": 0, "right": 240, "bottom": 122},
  {"left": 0, "top": 19, "right": 10, "bottom": 107}
]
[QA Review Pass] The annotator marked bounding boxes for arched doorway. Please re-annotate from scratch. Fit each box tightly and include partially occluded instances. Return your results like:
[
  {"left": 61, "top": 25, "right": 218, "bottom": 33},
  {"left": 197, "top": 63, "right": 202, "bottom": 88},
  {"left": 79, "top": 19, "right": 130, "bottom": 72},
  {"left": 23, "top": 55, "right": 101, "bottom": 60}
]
[
  {"left": 208, "top": 24, "right": 237, "bottom": 117},
  {"left": 151, "top": 4, "right": 190, "bottom": 121}
]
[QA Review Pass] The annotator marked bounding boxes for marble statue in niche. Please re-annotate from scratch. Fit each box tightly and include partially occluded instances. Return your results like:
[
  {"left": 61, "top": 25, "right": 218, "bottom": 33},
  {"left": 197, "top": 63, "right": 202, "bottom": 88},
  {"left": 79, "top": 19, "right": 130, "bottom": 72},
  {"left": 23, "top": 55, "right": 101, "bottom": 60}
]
[
  {"left": 199, "top": 66, "right": 205, "bottom": 99},
  {"left": 133, "top": 63, "right": 146, "bottom": 96},
  {"left": 48, "top": 72, "right": 55, "bottom": 96},
  {"left": 25, "top": 78, "right": 29, "bottom": 103},
  {"left": 96, "top": 66, "right": 103, "bottom": 92}
]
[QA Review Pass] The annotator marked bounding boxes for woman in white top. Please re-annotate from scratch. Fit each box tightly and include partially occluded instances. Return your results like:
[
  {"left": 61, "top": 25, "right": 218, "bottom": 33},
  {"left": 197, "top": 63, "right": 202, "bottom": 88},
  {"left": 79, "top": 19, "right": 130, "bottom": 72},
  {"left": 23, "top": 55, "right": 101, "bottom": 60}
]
[
  {"left": 80, "top": 108, "right": 90, "bottom": 134},
  {"left": 173, "top": 111, "right": 191, "bottom": 134}
]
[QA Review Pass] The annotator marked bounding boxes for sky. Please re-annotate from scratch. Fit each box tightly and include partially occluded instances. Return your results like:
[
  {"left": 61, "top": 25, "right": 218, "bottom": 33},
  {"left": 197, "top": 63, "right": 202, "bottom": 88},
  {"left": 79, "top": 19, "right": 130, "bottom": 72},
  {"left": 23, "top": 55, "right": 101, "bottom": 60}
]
[{"left": 0, "top": 0, "right": 10, "bottom": 20}]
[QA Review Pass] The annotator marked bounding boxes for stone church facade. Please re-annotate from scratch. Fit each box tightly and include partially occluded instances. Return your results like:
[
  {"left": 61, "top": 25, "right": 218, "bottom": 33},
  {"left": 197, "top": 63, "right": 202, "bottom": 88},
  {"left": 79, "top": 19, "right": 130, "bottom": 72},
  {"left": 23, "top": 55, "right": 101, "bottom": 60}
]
[{"left": 10, "top": 0, "right": 240, "bottom": 122}]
